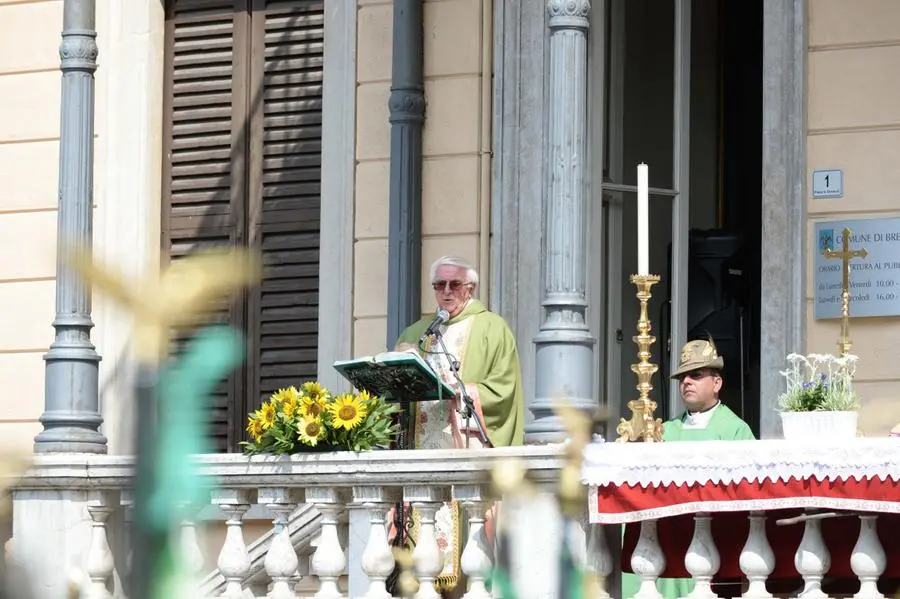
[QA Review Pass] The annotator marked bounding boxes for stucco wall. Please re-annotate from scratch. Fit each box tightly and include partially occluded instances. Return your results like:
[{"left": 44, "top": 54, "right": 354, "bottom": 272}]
[
  {"left": 352, "top": 0, "right": 492, "bottom": 356},
  {"left": 0, "top": 0, "right": 162, "bottom": 454},
  {"left": 806, "top": 0, "right": 900, "bottom": 434},
  {"left": 0, "top": 0, "right": 71, "bottom": 451}
]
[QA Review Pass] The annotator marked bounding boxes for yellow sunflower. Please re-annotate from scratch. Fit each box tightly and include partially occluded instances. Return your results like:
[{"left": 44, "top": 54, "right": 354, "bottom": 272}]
[
  {"left": 259, "top": 403, "right": 277, "bottom": 430},
  {"left": 357, "top": 389, "right": 374, "bottom": 405},
  {"left": 282, "top": 396, "right": 299, "bottom": 419},
  {"left": 330, "top": 393, "right": 367, "bottom": 430},
  {"left": 302, "top": 381, "right": 327, "bottom": 401},
  {"left": 271, "top": 386, "right": 301, "bottom": 405},
  {"left": 246, "top": 415, "right": 264, "bottom": 443},
  {"left": 301, "top": 394, "right": 327, "bottom": 420},
  {"left": 297, "top": 417, "right": 325, "bottom": 447}
]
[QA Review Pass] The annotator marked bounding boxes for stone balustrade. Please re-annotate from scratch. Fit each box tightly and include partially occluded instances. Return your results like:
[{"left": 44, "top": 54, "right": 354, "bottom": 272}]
[
  {"left": 8, "top": 446, "right": 568, "bottom": 599},
  {"left": 625, "top": 510, "right": 891, "bottom": 599},
  {"left": 8, "top": 445, "right": 892, "bottom": 599}
]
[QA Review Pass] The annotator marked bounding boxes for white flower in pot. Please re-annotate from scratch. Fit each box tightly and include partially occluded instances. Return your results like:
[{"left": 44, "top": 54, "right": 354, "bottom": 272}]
[{"left": 777, "top": 353, "right": 860, "bottom": 440}]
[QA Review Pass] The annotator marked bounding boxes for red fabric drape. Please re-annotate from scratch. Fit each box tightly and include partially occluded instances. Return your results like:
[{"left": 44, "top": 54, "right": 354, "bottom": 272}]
[{"left": 598, "top": 477, "right": 900, "bottom": 579}]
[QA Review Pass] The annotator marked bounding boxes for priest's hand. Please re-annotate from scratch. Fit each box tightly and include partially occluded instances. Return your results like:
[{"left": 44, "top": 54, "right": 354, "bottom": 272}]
[{"left": 394, "top": 342, "right": 419, "bottom": 355}]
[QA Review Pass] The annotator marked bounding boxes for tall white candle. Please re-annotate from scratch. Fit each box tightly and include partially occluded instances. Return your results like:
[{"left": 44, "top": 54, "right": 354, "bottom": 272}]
[{"left": 637, "top": 163, "right": 649, "bottom": 276}]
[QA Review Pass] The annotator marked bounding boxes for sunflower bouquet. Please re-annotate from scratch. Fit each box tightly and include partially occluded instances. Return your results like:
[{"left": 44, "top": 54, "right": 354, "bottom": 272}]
[{"left": 241, "top": 381, "right": 401, "bottom": 454}]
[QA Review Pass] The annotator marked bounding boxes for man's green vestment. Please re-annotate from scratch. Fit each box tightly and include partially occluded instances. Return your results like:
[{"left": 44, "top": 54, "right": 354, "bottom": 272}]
[{"left": 621, "top": 403, "right": 755, "bottom": 599}]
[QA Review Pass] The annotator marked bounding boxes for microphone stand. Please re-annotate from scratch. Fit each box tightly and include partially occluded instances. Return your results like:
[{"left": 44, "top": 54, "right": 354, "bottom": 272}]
[{"left": 432, "top": 330, "right": 490, "bottom": 448}]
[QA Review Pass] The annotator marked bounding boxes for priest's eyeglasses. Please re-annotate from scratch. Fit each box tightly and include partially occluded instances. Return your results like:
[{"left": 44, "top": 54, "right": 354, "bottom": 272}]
[{"left": 432, "top": 280, "right": 468, "bottom": 292}]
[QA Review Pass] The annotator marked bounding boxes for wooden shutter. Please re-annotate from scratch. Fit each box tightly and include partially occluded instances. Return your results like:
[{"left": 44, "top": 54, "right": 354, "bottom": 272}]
[
  {"left": 162, "top": 0, "right": 251, "bottom": 452},
  {"left": 246, "top": 0, "right": 324, "bottom": 407},
  {"left": 162, "top": 0, "right": 322, "bottom": 451}
]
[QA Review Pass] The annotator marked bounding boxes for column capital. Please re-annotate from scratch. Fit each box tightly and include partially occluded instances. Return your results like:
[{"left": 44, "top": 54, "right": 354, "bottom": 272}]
[{"left": 547, "top": 0, "right": 590, "bottom": 29}]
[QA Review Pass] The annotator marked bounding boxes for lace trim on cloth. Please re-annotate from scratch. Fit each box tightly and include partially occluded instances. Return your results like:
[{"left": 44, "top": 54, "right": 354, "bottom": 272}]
[
  {"left": 586, "top": 485, "right": 900, "bottom": 524},
  {"left": 581, "top": 438, "right": 900, "bottom": 487}
]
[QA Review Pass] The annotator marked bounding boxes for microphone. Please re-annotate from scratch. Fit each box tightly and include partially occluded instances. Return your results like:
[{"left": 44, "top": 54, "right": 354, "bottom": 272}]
[{"left": 418, "top": 308, "right": 450, "bottom": 343}]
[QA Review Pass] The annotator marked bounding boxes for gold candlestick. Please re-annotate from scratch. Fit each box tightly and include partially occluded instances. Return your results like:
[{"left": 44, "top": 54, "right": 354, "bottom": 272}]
[{"left": 616, "top": 274, "right": 664, "bottom": 443}]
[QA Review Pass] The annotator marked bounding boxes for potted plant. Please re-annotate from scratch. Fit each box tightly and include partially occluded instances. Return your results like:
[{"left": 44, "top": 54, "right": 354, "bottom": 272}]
[
  {"left": 241, "top": 381, "right": 401, "bottom": 454},
  {"left": 777, "top": 353, "right": 861, "bottom": 440}
]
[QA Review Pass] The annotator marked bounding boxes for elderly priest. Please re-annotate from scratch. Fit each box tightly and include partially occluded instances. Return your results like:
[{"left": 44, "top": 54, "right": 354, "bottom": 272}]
[
  {"left": 393, "top": 255, "right": 524, "bottom": 595},
  {"left": 395, "top": 255, "right": 525, "bottom": 449}
]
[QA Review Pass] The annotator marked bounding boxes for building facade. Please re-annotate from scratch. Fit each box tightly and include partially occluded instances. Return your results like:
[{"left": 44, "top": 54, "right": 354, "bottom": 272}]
[{"left": 0, "top": 0, "right": 898, "bottom": 460}]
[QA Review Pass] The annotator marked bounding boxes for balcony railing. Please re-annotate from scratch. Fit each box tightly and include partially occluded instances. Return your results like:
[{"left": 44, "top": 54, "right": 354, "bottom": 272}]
[
  {"left": 8, "top": 446, "right": 568, "bottom": 599},
  {"left": 8, "top": 441, "right": 895, "bottom": 599}
]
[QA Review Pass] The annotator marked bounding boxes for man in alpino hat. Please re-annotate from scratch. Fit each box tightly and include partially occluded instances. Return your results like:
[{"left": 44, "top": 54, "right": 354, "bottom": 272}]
[
  {"left": 663, "top": 338, "right": 755, "bottom": 441},
  {"left": 622, "top": 339, "right": 755, "bottom": 599}
]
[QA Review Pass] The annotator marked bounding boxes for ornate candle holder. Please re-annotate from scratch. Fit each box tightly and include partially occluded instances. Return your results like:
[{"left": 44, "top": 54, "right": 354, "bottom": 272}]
[{"left": 616, "top": 274, "right": 664, "bottom": 443}]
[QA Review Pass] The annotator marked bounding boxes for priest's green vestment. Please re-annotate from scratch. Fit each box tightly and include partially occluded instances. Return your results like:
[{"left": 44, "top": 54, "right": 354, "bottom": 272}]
[
  {"left": 396, "top": 299, "right": 525, "bottom": 448},
  {"left": 394, "top": 299, "right": 524, "bottom": 591},
  {"left": 621, "top": 404, "right": 755, "bottom": 599}
]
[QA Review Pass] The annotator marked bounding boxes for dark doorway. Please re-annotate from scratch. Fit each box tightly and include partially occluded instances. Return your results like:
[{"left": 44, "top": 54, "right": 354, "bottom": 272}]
[{"left": 663, "top": 0, "right": 763, "bottom": 434}]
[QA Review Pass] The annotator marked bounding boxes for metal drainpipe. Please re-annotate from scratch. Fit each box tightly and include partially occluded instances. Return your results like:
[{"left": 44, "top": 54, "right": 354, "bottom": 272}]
[
  {"left": 478, "top": 0, "right": 493, "bottom": 307},
  {"left": 386, "top": 0, "right": 426, "bottom": 349},
  {"left": 34, "top": 0, "right": 106, "bottom": 454}
]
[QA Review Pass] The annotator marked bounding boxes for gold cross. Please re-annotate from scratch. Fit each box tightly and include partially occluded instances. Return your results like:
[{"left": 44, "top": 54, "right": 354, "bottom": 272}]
[{"left": 823, "top": 227, "right": 868, "bottom": 356}]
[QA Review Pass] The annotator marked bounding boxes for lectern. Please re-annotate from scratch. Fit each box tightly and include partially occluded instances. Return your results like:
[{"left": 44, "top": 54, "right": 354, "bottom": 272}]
[
  {"left": 333, "top": 351, "right": 455, "bottom": 552},
  {"left": 333, "top": 351, "right": 455, "bottom": 449}
]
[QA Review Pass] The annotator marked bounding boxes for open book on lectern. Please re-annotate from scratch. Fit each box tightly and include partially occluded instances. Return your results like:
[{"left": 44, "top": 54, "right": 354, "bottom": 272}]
[{"left": 332, "top": 351, "right": 456, "bottom": 403}]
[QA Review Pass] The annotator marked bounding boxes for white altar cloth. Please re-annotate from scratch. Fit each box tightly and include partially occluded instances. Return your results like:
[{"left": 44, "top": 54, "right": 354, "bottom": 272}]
[
  {"left": 582, "top": 438, "right": 900, "bottom": 524},
  {"left": 582, "top": 438, "right": 900, "bottom": 487}
]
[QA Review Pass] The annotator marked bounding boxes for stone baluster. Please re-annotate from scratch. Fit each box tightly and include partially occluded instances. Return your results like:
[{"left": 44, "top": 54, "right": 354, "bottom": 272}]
[
  {"left": 405, "top": 485, "right": 449, "bottom": 599},
  {"left": 308, "top": 487, "right": 348, "bottom": 599},
  {"left": 740, "top": 512, "right": 774, "bottom": 599},
  {"left": 261, "top": 488, "right": 301, "bottom": 599},
  {"left": 631, "top": 519, "right": 665, "bottom": 599},
  {"left": 118, "top": 490, "right": 134, "bottom": 597},
  {"left": 212, "top": 489, "right": 255, "bottom": 599},
  {"left": 353, "top": 486, "right": 398, "bottom": 599},
  {"left": 684, "top": 513, "right": 720, "bottom": 599},
  {"left": 338, "top": 509, "right": 350, "bottom": 576},
  {"left": 85, "top": 491, "right": 118, "bottom": 599},
  {"left": 454, "top": 485, "right": 492, "bottom": 599},
  {"left": 586, "top": 523, "right": 614, "bottom": 599},
  {"left": 794, "top": 510, "right": 831, "bottom": 599},
  {"left": 178, "top": 503, "right": 206, "bottom": 581},
  {"left": 851, "top": 515, "right": 885, "bottom": 599}
]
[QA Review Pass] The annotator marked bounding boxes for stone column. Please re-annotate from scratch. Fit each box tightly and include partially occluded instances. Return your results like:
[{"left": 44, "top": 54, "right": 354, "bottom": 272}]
[
  {"left": 759, "top": 0, "right": 806, "bottom": 438},
  {"left": 528, "top": 0, "right": 595, "bottom": 443},
  {"left": 34, "top": 0, "right": 106, "bottom": 454},
  {"left": 386, "top": 0, "right": 426, "bottom": 349}
]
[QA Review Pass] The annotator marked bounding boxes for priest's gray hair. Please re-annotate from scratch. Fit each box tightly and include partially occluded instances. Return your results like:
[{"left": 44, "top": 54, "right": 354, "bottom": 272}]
[{"left": 429, "top": 255, "right": 479, "bottom": 286}]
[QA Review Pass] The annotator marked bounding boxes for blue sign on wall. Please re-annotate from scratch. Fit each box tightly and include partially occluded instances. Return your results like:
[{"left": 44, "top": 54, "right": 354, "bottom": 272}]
[{"left": 813, "top": 218, "right": 900, "bottom": 319}]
